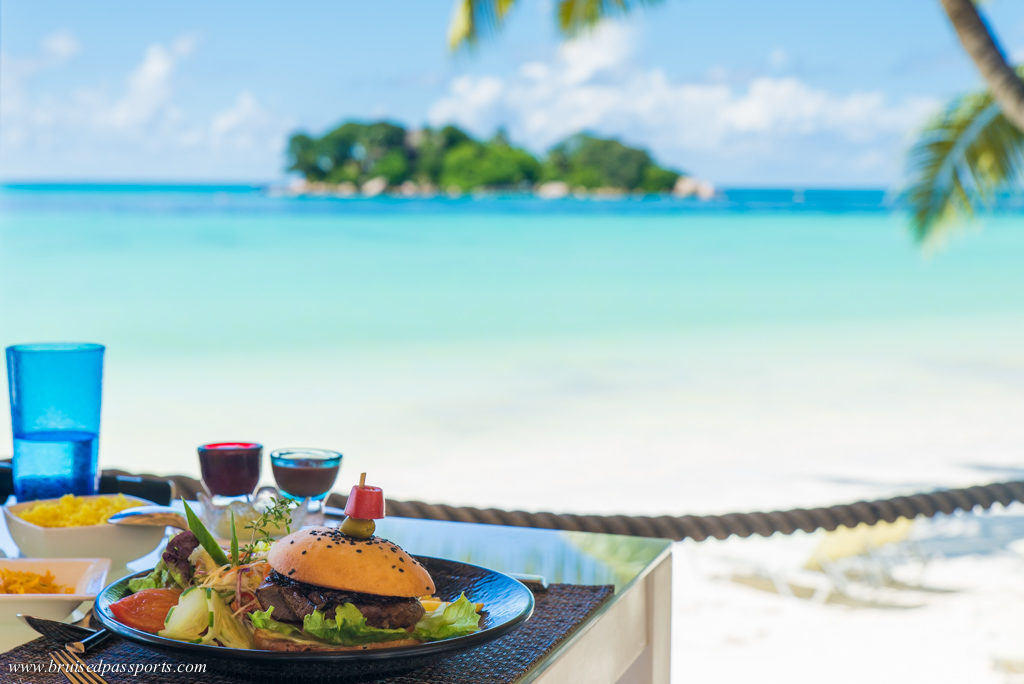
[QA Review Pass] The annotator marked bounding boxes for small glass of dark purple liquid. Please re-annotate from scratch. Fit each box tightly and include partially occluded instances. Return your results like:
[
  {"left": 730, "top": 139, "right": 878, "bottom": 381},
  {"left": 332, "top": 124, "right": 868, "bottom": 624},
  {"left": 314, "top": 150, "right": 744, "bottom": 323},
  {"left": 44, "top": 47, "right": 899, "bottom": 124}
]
[
  {"left": 270, "top": 448, "right": 342, "bottom": 513},
  {"left": 198, "top": 442, "right": 262, "bottom": 503}
]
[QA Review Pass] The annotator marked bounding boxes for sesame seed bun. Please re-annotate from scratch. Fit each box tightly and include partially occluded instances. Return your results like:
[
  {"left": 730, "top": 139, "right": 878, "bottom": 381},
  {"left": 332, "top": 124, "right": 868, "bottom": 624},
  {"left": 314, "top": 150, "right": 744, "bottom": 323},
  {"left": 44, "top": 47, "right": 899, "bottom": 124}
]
[{"left": 267, "top": 526, "right": 435, "bottom": 598}]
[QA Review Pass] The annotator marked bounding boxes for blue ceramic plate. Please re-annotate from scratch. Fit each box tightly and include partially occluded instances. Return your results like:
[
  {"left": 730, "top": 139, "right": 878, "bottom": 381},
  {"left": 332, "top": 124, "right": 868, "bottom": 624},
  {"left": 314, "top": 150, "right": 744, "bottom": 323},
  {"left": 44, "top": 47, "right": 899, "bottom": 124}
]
[{"left": 94, "top": 556, "right": 534, "bottom": 674}]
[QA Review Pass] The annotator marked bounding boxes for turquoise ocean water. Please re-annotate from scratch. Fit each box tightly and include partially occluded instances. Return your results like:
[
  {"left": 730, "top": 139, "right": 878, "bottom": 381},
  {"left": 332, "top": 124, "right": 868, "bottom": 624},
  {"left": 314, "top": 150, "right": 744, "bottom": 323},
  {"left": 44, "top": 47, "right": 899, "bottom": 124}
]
[
  {"left": 2, "top": 185, "right": 1023, "bottom": 352},
  {"left": 2, "top": 185, "right": 1024, "bottom": 512}
]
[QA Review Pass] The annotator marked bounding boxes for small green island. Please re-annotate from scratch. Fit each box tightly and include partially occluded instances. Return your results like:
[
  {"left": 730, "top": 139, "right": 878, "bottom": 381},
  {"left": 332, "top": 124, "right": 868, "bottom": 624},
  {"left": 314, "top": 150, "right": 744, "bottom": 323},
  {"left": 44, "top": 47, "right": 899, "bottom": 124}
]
[{"left": 284, "top": 121, "right": 715, "bottom": 199}]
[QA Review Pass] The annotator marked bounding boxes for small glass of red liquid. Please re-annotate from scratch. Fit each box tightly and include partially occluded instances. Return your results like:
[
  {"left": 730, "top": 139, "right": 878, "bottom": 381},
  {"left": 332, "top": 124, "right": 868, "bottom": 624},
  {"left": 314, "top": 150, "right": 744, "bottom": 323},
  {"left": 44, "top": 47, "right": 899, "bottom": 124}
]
[
  {"left": 270, "top": 448, "right": 342, "bottom": 513},
  {"left": 198, "top": 442, "right": 263, "bottom": 503}
]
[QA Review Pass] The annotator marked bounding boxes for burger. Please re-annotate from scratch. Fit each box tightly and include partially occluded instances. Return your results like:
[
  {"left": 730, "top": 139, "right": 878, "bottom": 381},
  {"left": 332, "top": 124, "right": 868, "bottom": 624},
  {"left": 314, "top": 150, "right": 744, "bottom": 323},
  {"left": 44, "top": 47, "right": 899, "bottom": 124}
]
[{"left": 250, "top": 526, "right": 443, "bottom": 652}]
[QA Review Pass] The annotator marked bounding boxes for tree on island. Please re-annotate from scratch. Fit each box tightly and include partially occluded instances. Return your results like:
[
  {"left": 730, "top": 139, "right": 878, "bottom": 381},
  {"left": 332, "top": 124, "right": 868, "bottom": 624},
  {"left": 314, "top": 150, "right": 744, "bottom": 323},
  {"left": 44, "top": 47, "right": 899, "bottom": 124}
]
[
  {"left": 543, "top": 134, "right": 678, "bottom": 192},
  {"left": 440, "top": 129, "right": 541, "bottom": 190},
  {"left": 285, "top": 121, "right": 683, "bottom": 194},
  {"left": 413, "top": 125, "right": 474, "bottom": 185},
  {"left": 287, "top": 121, "right": 409, "bottom": 185}
]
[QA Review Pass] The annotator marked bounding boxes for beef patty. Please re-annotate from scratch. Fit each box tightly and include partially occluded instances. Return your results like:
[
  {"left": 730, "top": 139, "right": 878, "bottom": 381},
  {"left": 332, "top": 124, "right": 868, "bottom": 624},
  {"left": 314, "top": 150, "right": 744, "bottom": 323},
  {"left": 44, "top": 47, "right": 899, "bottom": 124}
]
[{"left": 255, "top": 570, "right": 425, "bottom": 629}]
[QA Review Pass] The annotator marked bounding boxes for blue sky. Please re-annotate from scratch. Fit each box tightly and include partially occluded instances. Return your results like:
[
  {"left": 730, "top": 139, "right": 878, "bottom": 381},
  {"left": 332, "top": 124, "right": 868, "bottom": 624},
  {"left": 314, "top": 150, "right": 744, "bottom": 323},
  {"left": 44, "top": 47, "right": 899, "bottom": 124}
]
[{"left": 3, "top": 0, "right": 1024, "bottom": 186}]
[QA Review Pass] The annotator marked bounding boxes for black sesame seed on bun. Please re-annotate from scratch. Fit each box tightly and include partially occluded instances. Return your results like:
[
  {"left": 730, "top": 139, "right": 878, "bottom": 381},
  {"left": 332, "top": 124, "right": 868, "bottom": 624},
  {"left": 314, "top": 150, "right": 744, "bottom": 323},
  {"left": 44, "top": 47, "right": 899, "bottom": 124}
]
[{"left": 266, "top": 526, "right": 435, "bottom": 597}]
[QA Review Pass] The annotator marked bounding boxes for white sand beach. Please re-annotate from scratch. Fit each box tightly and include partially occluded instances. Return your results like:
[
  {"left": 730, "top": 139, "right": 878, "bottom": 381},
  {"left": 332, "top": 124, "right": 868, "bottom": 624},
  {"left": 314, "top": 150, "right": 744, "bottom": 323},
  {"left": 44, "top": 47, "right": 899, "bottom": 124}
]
[
  {"left": 91, "top": 315, "right": 1024, "bottom": 515},
  {"left": 673, "top": 508, "right": 1024, "bottom": 683},
  {"left": 80, "top": 320, "right": 1024, "bottom": 682}
]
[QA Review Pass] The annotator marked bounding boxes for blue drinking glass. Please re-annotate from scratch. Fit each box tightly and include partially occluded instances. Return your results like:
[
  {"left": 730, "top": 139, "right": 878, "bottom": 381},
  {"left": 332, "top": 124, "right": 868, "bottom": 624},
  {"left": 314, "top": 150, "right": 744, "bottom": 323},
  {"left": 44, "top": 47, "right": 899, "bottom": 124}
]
[{"left": 6, "top": 343, "right": 105, "bottom": 501}]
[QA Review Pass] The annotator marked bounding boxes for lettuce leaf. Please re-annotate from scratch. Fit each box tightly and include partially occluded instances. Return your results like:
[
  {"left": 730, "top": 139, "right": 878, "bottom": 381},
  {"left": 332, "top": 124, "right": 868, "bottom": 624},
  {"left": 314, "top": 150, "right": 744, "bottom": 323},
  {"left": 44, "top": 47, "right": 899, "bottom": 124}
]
[
  {"left": 248, "top": 595, "right": 481, "bottom": 648},
  {"left": 161, "top": 531, "right": 199, "bottom": 584},
  {"left": 412, "top": 594, "right": 481, "bottom": 641},
  {"left": 302, "top": 604, "right": 412, "bottom": 645},
  {"left": 248, "top": 607, "right": 301, "bottom": 637},
  {"left": 127, "top": 558, "right": 187, "bottom": 592}
]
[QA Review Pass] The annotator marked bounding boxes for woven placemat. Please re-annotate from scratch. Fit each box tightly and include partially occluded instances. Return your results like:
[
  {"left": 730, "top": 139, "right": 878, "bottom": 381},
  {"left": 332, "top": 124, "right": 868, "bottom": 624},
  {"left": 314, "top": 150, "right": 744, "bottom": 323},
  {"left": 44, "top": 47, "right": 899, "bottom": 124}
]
[{"left": 1, "top": 584, "right": 613, "bottom": 683}]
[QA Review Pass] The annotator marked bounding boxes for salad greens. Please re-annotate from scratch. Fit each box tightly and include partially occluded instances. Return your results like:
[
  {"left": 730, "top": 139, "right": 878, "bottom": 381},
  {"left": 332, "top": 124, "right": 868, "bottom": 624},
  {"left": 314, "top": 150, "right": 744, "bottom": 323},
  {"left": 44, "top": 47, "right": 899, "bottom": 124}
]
[
  {"left": 128, "top": 530, "right": 199, "bottom": 592},
  {"left": 127, "top": 559, "right": 186, "bottom": 592},
  {"left": 411, "top": 594, "right": 482, "bottom": 641},
  {"left": 302, "top": 604, "right": 415, "bottom": 645},
  {"left": 249, "top": 594, "right": 481, "bottom": 647},
  {"left": 180, "top": 496, "right": 296, "bottom": 568},
  {"left": 247, "top": 606, "right": 299, "bottom": 637}
]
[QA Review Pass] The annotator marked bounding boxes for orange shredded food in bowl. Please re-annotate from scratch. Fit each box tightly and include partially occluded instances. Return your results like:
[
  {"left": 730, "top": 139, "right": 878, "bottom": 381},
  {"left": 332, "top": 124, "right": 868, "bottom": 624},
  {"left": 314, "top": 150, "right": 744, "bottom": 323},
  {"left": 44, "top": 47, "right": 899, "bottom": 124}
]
[
  {"left": 17, "top": 493, "right": 136, "bottom": 527},
  {"left": 0, "top": 568, "right": 73, "bottom": 594}
]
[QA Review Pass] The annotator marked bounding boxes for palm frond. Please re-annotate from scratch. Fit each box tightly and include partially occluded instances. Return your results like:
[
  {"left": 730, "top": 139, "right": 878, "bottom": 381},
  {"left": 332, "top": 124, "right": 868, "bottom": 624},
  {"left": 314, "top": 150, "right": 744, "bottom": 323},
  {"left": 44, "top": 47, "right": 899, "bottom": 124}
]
[
  {"left": 447, "top": 0, "right": 664, "bottom": 49},
  {"left": 557, "top": 0, "right": 664, "bottom": 36},
  {"left": 903, "top": 89, "right": 1024, "bottom": 243},
  {"left": 447, "top": 0, "right": 519, "bottom": 50}
]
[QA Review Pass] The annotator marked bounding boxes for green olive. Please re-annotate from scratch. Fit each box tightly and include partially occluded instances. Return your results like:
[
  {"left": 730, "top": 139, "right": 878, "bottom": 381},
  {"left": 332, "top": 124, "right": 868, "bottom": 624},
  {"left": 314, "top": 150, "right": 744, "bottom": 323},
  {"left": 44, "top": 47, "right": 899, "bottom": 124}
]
[{"left": 340, "top": 516, "right": 375, "bottom": 539}]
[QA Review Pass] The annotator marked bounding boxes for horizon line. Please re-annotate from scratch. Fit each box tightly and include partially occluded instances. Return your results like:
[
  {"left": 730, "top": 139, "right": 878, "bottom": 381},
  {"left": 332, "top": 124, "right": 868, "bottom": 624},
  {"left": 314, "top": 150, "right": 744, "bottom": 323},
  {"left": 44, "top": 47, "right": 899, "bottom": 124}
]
[{"left": 0, "top": 180, "right": 893, "bottom": 193}]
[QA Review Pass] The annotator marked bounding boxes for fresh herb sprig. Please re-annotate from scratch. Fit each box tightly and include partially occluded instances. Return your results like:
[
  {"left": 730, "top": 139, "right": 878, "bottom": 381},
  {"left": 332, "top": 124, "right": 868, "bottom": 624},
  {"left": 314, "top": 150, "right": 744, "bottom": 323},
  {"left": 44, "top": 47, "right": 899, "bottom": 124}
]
[{"left": 239, "top": 497, "right": 297, "bottom": 563}]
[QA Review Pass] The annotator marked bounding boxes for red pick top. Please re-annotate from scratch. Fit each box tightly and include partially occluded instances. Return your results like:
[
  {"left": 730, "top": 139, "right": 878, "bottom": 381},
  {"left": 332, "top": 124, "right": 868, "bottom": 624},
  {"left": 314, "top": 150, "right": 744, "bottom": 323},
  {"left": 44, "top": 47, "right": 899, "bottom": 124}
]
[{"left": 344, "top": 484, "right": 385, "bottom": 519}]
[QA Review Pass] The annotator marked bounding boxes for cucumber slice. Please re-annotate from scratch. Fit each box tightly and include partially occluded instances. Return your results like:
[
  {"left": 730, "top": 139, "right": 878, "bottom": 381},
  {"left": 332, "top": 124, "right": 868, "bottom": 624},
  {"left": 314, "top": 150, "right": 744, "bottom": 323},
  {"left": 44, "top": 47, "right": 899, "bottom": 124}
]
[
  {"left": 158, "top": 586, "right": 210, "bottom": 641},
  {"left": 201, "top": 589, "right": 254, "bottom": 649}
]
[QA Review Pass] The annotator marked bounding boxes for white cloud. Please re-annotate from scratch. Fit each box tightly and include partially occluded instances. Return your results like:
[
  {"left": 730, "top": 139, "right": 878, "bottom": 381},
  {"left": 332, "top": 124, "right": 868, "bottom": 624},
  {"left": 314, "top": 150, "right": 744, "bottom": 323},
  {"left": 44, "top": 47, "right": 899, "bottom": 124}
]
[
  {"left": 41, "top": 30, "right": 80, "bottom": 62},
  {"left": 177, "top": 91, "right": 284, "bottom": 152},
  {"left": 2, "top": 30, "right": 81, "bottom": 114},
  {"left": 557, "top": 21, "right": 633, "bottom": 84},
  {"left": 170, "top": 32, "right": 200, "bottom": 58},
  {"left": 103, "top": 40, "right": 187, "bottom": 130},
  {"left": 0, "top": 54, "right": 25, "bottom": 120},
  {"left": 1, "top": 31, "right": 291, "bottom": 179},
  {"left": 211, "top": 92, "right": 261, "bottom": 145},
  {"left": 428, "top": 22, "right": 940, "bottom": 183},
  {"left": 3, "top": 33, "right": 193, "bottom": 146},
  {"left": 719, "top": 78, "right": 935, "bottom": 141}
]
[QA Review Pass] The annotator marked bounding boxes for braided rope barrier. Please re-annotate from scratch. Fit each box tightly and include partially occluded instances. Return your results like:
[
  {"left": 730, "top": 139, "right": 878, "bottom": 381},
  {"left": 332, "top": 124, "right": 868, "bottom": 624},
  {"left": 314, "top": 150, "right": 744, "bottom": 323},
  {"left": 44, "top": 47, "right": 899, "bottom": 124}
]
[
  {"left": 157, "top": 473, "right": 1024, "bottom": 542},
  {"left": 328, "top": 479, "right": 1024, "bottom": 541}
]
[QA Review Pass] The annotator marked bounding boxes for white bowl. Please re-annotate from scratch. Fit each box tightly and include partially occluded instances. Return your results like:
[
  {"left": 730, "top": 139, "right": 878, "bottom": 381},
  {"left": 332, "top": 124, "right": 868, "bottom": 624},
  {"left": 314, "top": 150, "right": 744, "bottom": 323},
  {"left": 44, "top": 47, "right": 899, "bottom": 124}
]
[
  {"left": 0, "top": 557, "right": 111, "bottom": 650},
  {"left": 3, "top": 495, "right": 166, "bottom": 573}
]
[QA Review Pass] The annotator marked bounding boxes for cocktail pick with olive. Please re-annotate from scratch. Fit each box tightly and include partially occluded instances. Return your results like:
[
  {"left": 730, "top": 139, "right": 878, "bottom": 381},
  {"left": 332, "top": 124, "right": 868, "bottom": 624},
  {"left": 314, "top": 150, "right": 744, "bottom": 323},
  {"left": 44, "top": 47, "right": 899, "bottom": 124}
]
[{"left": 339, "top": 472, "right": 385, "bottom": 538}]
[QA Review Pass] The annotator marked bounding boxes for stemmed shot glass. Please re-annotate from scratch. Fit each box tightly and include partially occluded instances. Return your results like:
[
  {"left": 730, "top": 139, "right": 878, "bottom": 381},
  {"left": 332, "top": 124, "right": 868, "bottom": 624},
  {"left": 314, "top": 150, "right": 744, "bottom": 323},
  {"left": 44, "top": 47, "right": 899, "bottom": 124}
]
[
  {"left": 198, "top": 442, "right": 262, "bottom": 505},
  {"left": 196, "top": 442, "right": 263, "bottom": 539},
  {"left": 270, "top": 448, "right": 342, "bottom": 518}
]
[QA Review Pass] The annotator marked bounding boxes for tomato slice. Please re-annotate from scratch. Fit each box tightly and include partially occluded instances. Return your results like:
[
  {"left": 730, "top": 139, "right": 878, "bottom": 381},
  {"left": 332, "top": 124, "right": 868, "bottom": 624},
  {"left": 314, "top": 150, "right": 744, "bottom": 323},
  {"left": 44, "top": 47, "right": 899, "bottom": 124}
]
[{"left": 109, "top": 588, "right": 182, "bottom": 633}]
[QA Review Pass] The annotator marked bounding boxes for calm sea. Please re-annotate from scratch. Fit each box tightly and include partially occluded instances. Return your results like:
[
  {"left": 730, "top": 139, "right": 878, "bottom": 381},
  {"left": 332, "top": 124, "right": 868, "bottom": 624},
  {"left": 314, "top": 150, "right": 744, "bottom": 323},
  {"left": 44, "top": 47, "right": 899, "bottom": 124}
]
[{"left": 2, "top": 184, "right": 1022, "bottom": 355}]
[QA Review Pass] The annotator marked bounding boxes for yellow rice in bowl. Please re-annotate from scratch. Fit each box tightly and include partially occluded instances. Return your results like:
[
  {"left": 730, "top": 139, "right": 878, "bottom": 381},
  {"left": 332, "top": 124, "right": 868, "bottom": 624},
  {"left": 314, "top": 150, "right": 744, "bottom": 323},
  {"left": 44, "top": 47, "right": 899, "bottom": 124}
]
[{"left": 17, "top": 494, "right": 136, "bottom": 527}]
